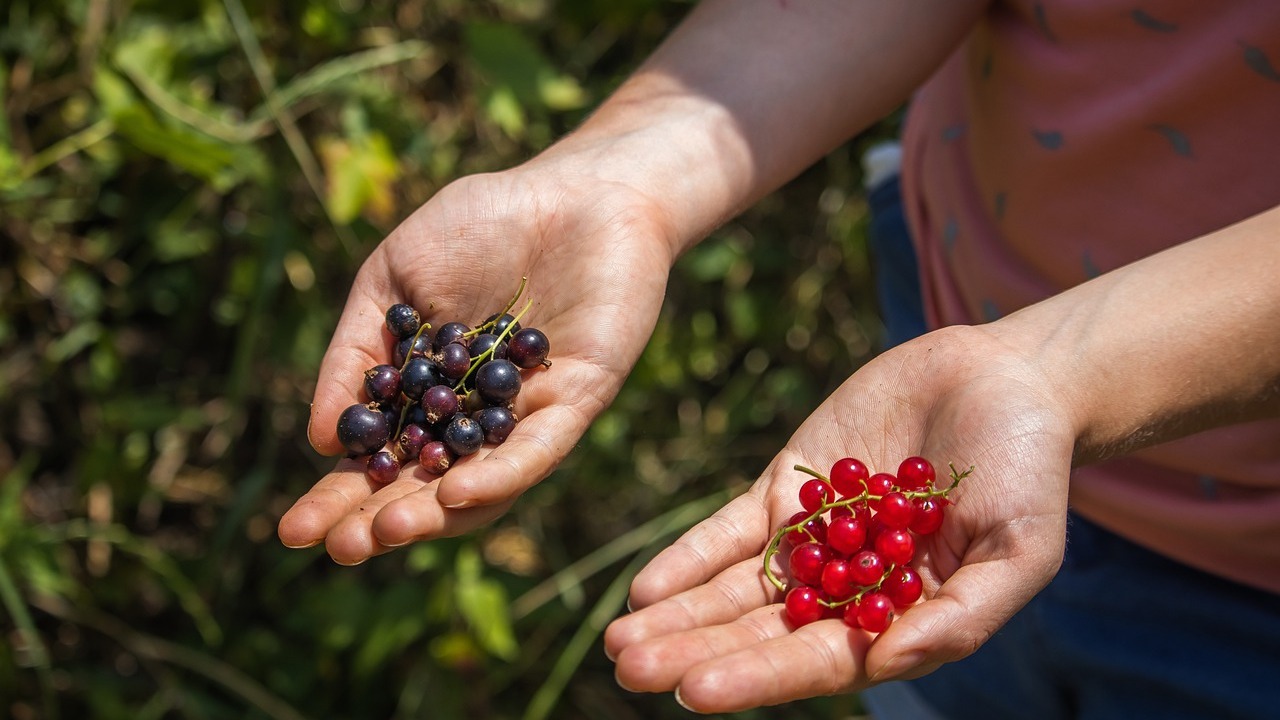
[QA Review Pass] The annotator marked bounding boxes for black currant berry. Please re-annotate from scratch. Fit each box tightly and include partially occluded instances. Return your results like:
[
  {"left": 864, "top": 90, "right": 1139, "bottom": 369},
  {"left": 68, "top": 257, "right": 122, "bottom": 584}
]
[
  {"left": 363, "top": 364, "right": 402, "bottom": 403},
  {"left": 437, "top": 342, "right": 471, "bottom": 380},
  {"left": 337, "top": 402, "right": 390, "bottom": 456},
  {"left": 474, "top": 406, "right": 517, "bottom": 444},
  {"left": 421, "top": 385, "right": 462, "bottom": 425},
  {"left": 419, "top": 440, "right": 453, "bottom": 475},
  {"left": 442, "top": 415, "right": 484, "bottom": 456},
  {"left": 507, "top": 327, "right": 551, "bottom": 369},
  {"left": 396, "top": 423, "right": 431, "bottom": 460},
  {"left": 367, "top": 450, "right": 401, "bottom": 485},
  {"left": 433, "top": 321, "right": 470, "bottom": 350},
  {"left": 401, "top": 357, "right": 445, "bottom": 401},
  {"left": 483, "top": 312, "right": 522, "bottom": 338},
  {"left": 385, "top": 303, "right": 422, "bottom": 338},
  {"left": 469, "top": 333, "right": 507, "bottom": 362},
  {"left": 393, "top": 332, "right": 433, "bottom": 368},
  {"left": 404, "top": 403, "right": 428, "bottom": 428},
  {"left": 476, "top": 359, "right": 521, "bottom": 404}
]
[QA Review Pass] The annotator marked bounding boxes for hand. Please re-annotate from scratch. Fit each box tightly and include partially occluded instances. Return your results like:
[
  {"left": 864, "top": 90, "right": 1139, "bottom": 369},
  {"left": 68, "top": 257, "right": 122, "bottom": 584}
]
[
  {"left": 277, "top": 162, "right": 675, "bottom": 564},
  {"left": 604, "top": 324, "right": 1078, "bottom": 713}
]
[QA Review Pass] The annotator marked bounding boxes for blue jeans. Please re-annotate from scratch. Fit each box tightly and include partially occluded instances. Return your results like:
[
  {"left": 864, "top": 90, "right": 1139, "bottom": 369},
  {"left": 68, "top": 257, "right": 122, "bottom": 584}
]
[{"left": 860, "top": 175, "right": 1280, "bottom": 719}]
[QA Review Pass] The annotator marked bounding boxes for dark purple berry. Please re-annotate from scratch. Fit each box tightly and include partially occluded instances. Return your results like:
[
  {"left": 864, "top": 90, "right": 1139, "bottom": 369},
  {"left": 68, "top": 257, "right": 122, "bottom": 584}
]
[
  {"left": 484, "top": 312, "right": 522, "bottom": 338},
  {"left": 404, "top": 403, "right": 428, "bottom": 428},
  {"left": 385, "top": 303, "right": 422, "bottom": 338},
  {"left": 393, "top": 332, "right": 433, "bottom": 368},
  {"left": 366, "top": 450, "right": 401, "bottom": 485},
  {"left": 462, "top": 389, "right": 488, "bottom": 414},
  {"left": 476, "top": 359, "right": 521, "bottom": 404},
  {"left": 468, "top": 333, "right": 507, "bottom": 362},
  {"left": 437, "top": 342, "right": 471, "bottom": 380},
  {"left": 363, "top": 364, "right": 402, "bottom": 402},
  {"left": 421, "top": 385, "right": 462, "bottom": 425},
  {"left": 442, "top": 415, "right": 484, "bottom": 456},
  {"left": 507, "top": 328, "right": 550, "bottom": 369},
  {"left": 473, "top": 406, "right": 516, "bottom": 444},
  {"left": 401, "top": 357, "right": 445, "bottom": 401},
  {"left": 337, "top": 402, "right": 390, "bottom": 456},
  {"left": 433, "top": 321, "right": 470, "bottom": 350},
  {"left": 396, "top": 423, "right": 431, "bottom": 460},
  {"left": 418, "top": 440, "right": 453, "bottom": 476}
]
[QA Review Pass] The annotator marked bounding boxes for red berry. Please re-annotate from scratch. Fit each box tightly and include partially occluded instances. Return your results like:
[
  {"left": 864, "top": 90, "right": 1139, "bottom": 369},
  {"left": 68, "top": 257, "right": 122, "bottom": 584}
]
[
  {"left": 897, "top": 456, "right": 936, "bottom": 490},
  {"left": 875, "top": 528, "right": 916, "bottom": 566},
  {"left": 876, "top": 491, "right": 914, "bottom": 530},
  {"left": 784, "top": 511, "right": 827, "bottom": 545},
  {"left": 366, "top": 450, "right": 400, "bottom": 485},
  {"left": 785, "top": 586, "right": 825, "bottom": 627},
  {"left": 842, "top": 601, "right": 861, "bottom": 629},
  {"left": 830, "top": 457, "right": 870, "bottom": 497},
  {"left": 799, "top": 479, "right": 835, "bottom": 514},
  {"left": 829, "top": 504, "right": 853, "bottom": 520},
  {"left": 789, "top": 542, "right": 830, "bottom": 587},
  {"left": 826, "top": 515, "right": 867, "bottom": 556},
  {"left": 865, "top": 472, "right": 896, "bottom": 507},
  {"left": 856, "top": 592, "right": 894, "bottom": 633},
  {"left": 820, "top": 559, "right": 857, "bottom": 601},
  {"left": 909, "top": 497, "right": 945, "bottom": 535},
  {"left": 848, "top": 550, "right": 885, "bottom": 586},
  {"left": 881, "top": 565, "right": 923, "bottom": 608}
]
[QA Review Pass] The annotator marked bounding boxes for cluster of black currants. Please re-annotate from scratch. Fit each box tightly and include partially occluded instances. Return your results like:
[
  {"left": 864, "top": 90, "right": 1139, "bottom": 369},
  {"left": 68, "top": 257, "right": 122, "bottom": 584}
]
[{"left": 334, "top": 293, "right": 551, "bottom": 485}]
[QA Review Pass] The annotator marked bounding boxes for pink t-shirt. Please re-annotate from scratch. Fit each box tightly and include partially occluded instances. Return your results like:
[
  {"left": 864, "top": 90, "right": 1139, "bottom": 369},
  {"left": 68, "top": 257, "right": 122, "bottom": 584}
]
[{"left": 901, "top": 0, "right": 1280, "bottom": 593}]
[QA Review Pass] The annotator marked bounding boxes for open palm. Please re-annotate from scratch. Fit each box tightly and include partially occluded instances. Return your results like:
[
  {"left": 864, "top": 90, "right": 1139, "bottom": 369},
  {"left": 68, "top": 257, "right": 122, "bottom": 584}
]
[
  {"left": 278, "top": 167, "right": 675, "bottom": 564},
  {"left": 605, "top": 325, "right": 1078, "bottom": 713}
]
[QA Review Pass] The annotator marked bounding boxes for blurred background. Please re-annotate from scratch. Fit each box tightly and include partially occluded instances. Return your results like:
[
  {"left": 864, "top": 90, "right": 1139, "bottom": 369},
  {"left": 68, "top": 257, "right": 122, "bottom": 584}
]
[{"left": 0, "top": 1, "right": 900, "bottom": 718}]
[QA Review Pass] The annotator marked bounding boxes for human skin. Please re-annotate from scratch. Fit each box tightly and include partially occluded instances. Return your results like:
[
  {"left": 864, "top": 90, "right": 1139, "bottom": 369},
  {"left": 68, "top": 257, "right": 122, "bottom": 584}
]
[{"left": 279, "top": 0, "right": 1280, "bottom": 710}]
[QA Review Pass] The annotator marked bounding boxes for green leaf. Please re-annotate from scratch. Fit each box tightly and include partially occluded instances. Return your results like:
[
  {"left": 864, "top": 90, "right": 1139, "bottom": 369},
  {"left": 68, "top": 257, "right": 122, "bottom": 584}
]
[
  {"left": 485, "top": 86, "right": 526, "bottom": 139},
  {"left": 465, "top": 22, "right": 588, "bottom": 117},
  {"left": 319, "top": 130, "right": 401, "bottom": 225},
  {"left": 454, "top": 546, "right": 518, "bottom": 661}
]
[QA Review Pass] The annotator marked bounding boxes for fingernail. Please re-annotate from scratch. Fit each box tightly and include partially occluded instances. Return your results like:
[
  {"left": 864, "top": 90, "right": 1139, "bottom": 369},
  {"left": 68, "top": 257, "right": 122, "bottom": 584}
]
[
  {"left": 870, "top": 650, "right": 925, "bottom": 682},
  {"left": 673, "top": 686, "right": 695, "bottom": 712},
  {"left": 441, "top": 500, "right": 472, "bottom": 510},
  {"left": 614, "top": 671, "right": 637, "bottom": 693},
  {"left": 333, "top": 556, "right": 368, "bottom": 567},
  {"left": 281, "top": 539, "right": 322, "bottom": 549},
  {"left": 626, "top": 598, "right": 634, "bottom": 613}
]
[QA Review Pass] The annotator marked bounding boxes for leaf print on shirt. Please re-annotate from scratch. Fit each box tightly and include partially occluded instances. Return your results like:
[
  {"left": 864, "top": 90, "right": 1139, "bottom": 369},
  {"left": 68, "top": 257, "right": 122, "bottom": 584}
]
[
  {"left": 1239, "top": 40, "right": 1280, "bottom": 83},
  {"left": 1033, "top": 129, "right": 1065, "bottom": 150},
  {"left": 1131, "top": 9, "right": 1178, "bottom": 33},
  {"left": 1150, "top": 124, "right": 1193, "bottom": 158}
]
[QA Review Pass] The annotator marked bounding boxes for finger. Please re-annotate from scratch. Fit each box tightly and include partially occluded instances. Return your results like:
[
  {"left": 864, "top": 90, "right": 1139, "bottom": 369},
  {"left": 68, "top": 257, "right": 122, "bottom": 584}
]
[
  {"left": 604, "top": 556, "right": 778, "bottom": 661},
  {"left": 429, "top": 360, "right": 610, "bottom": 511},
  {"left": 308, "top": 268, "right": 396, "bottom": 457},
  {"left": 627, "top": 488, "right": 773, "bottom": 610},
  {"left": 614, "top": 603, "right": 794, "bottom": 693},
  {"left": 370, "top": 473, "right": 516, "bottom": 547},
  {"left": 671, "top": 619, "right": 874, "bottom": 714},
  {"left": 277, "top": 458, "right": 378, "bottom": 549},
  {"left": 321, "top": 474, "right": 437, "bottom": 565},
  {"left": 863, "top": 515, "right": 1066, "bottom": 682}
]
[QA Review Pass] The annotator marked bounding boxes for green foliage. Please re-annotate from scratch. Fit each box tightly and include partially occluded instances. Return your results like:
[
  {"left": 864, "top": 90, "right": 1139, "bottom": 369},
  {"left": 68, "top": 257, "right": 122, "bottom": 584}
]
[{"left": 0, "top": 1, "right": 894, "bottom": 718}]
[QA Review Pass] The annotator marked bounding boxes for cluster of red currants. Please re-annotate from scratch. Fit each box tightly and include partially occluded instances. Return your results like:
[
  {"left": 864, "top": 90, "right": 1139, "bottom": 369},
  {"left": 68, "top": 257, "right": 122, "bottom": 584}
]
[
  {"left": 764, "top": 457, "right": 970, "bottom": 633},
  {"left": 334, "top": 284, "right": 551, "bottom": 484}
]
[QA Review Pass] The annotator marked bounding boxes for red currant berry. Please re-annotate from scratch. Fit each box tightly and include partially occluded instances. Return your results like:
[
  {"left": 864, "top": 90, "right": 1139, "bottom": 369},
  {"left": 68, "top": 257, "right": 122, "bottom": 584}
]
[
  {"left": 784, "top": 511, "right": 827, "bottom": 545},
  {"left": 909, "top": 497, "right": 945, "bottom": 535},
  {"left": 820, "top": 559, "right": 857, "bottom": 601},
  {"left": 875, "top": 528, "right": 916, "bottom": 566},
  {"left": 830, "top": 457, "right": 871, "bottom": 498},
  {"left": 865, "top": 472, "right": 896, "bottom": 504},
  {"left": 848, "top": 550, "right": 885, "bottom": 587},
  {"left": 842, "top": 600, "right": 862, "bottom": 629},
  {"left": 897, "top": 456, "right": 936, "bottom": 491},
  {"left": 826, "top": 515, "right": 867, "bottom": 556},
  {"left": 876, "top": 491, "right": 914, "bottom": 530},
  {"left": 881, "top": 565, "right": 923, "bottom": 608},
  {"left": 829, "top": 504, "right": 853, "bottom": 520},
  {"left": 856, "top": 592, "right": 894, "bottom": 633},
  {"left": 789, "top": 542, "right": 830, "bottom": 587},
  {"left": 799, "top": 479, "right": 836, "bottom": 514},
  {"left": 784, "top": 586, "right": 824, "bottom": 627}
]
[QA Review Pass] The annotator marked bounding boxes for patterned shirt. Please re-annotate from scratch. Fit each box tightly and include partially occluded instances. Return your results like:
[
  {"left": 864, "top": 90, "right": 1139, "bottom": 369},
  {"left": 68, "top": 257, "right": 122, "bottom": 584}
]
[{"left": 901, "top": 0, "right": 1280, "bottom": 592}]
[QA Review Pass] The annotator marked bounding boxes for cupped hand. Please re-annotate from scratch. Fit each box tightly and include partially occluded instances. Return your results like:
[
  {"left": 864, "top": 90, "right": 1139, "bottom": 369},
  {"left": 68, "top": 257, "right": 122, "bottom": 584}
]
[
  {"left": 604, "top": 324, "right": 1079, "bottom": 713},
  {"left": 278, "top": 163, "right": 676, "bottom": 564}
]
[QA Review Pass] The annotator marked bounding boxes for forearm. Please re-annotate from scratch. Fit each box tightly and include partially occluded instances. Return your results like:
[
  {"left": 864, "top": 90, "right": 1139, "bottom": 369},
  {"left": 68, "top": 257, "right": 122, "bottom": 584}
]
[
  {"left": 991, "top": 205, "right": 1280, "bottom": 464},
  {"left": 536, "top": 0, "right": 987, "bottom": 258}
]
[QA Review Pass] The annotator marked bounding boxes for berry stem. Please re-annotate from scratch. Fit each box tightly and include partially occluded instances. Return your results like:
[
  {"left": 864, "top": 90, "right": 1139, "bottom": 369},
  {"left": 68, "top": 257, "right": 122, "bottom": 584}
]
[{"left": 453, "top": 298, "right": 534, "bottom": 392}]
